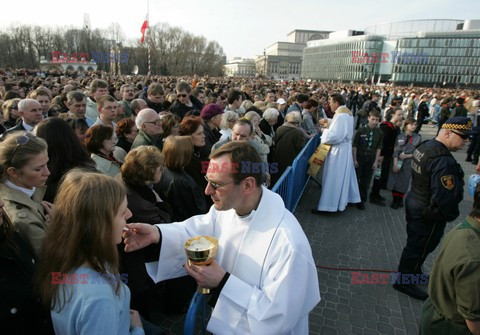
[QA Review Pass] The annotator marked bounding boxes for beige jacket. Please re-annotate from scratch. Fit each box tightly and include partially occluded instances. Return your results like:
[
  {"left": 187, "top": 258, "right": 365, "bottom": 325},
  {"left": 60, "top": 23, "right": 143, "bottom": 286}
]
[{"left": 0, "top": 183, "right": 47, "bottom": 256}]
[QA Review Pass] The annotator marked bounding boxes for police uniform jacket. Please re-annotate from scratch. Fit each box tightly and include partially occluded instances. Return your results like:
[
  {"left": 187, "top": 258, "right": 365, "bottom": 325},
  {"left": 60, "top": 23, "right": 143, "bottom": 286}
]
[
  {"left": 410, "top": 139, "right": 464, "bottom": 222},
  {"left": 0, "top": 183, "right": 47, "bottom": 256},
  {"left": 422, "top": 216, "right": 480, "bottom": 333}
]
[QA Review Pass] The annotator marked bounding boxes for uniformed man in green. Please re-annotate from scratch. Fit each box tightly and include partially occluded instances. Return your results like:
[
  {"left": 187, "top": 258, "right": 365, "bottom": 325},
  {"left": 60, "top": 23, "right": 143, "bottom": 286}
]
[
  {"left": 420, "top": 176, "right": 480, "bottom": 335},
  {"left": 353, "top": 110, "right": 383, "bottom": 210}
]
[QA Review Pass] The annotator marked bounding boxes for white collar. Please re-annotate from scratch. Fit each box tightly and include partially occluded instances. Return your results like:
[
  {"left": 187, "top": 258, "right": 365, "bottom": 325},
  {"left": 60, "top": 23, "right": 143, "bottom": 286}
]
[
  {"left": 5, "top": 179, "right": 36, "bottom": 198},
  {"left": 21, "top": 121, "right": 34, "bottom": 132}
]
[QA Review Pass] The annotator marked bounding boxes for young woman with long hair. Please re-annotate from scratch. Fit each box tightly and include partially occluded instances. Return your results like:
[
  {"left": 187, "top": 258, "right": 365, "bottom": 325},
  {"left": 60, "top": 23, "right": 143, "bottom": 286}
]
[{"left": 36, "top": 170, "right": 145, "bottom": 334}]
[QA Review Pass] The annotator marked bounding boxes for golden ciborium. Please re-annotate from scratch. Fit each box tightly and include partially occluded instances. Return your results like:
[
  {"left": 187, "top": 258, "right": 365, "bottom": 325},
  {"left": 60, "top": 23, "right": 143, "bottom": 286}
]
[{"left": 184, "top": 236, "right": 218, "bottom": 294}]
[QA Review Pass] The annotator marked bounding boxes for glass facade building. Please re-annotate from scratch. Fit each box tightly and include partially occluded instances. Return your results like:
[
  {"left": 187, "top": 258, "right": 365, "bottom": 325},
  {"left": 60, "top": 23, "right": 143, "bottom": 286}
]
[
  {"left": 302, "top": 35, "right": 384, "bottom": 81},
  {"left": 301, "top": 19, "right": 480, "bottom": 87},
  {"left": 392, "top": 31, "right": 480, "bottom": 86}
]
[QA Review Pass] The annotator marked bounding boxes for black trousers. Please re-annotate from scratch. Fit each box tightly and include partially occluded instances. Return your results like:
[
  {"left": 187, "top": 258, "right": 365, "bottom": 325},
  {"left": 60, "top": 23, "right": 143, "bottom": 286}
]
[
  {"left": 398, "top": 196, "right": 447, "bottom": 275},
  {"left": 355, "top": 153, "right": 376, "bottom": 202},
  {"left": 415, "top": 116, "right": 426, "bottom": 133},
  {"left": 467, "top": 126, "right": 480, "bottom": 157},
  {"left": 370, "top": 155, "right": 392, "bottom": 198}
]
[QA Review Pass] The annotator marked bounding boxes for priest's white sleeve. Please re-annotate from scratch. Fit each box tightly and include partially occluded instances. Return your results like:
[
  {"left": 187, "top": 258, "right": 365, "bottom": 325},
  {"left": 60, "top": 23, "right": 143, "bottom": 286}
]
[
  {"left": 145, "top": 207, "right": 218, "bottom": 282},
  {"left": 321, "top": 113, "right": 349, "bottom": 145}
]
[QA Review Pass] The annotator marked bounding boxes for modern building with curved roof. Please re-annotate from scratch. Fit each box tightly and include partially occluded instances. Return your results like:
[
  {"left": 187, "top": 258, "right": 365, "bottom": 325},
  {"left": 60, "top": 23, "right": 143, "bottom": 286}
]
[{"left": 301, "top": 19, "right": 480, "bottom": 87}]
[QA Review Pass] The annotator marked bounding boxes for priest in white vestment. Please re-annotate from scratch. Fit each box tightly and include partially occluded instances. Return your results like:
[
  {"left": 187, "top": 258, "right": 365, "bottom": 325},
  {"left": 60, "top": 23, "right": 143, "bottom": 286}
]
[
  {"left": 124, "top": 141, "right": 320, "bottom": 335},
  {"left": 315, "top": 93, "right": 361, "bottom": 212}
]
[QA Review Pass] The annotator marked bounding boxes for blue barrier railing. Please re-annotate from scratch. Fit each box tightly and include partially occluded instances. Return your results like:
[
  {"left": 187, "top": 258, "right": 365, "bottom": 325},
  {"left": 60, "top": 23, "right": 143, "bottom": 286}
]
[
  {"left": 184, "top": 291, "right": 206, "bottom": 335},
  {"left": 272, "top": 133, "right": 321, "bottom": 213}
]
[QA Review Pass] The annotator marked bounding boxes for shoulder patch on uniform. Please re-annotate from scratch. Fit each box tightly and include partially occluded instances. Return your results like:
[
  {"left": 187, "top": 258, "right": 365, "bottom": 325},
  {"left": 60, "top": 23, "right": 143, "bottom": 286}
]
[{"left": 441, "top": 175, "right": 454, "bottom": 190}]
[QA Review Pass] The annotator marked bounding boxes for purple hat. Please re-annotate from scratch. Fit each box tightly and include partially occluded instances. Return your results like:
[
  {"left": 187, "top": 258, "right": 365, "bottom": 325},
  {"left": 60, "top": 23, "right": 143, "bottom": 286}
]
[{"left": 200, "top": 103, "right": 224, "bottom": 120}]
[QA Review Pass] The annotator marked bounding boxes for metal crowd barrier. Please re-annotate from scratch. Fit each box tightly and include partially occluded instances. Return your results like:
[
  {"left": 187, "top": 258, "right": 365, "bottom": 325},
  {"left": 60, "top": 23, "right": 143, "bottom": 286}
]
[
  {"left": 271, "top": 133, "right": 321, "bottom": 213},
  {"left": 183, "top": 291, "right": 206, "bottom": 335}
]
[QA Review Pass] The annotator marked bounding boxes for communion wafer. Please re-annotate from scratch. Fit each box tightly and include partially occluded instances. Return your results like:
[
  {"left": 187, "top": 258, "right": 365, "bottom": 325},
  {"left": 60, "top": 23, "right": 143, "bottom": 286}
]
[{"left": 187, "top": 237, "right": 215, "bottom": 251}]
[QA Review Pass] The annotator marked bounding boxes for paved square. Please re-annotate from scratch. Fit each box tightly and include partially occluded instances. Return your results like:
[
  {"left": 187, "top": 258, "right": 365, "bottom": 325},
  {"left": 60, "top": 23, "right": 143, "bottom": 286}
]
[{"left": 154, "top": 124, "right": 475, "bottom": 334}]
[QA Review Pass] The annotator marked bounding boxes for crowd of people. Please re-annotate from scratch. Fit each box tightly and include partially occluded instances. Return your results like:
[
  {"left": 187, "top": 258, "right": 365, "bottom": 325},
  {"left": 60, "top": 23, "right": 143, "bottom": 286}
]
[{"left": 0, "top": 68, "right": 479, "bottom": 334}]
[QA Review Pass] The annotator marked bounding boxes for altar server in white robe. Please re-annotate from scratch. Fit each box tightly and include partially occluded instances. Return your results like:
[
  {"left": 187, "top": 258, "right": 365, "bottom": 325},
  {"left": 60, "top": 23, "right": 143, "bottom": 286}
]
[
  {"left": 124, "top": 141, "right": 320, "bottom": 335},
  {"left": 315, "top": 93, "right": 361, "bottom": 212}
]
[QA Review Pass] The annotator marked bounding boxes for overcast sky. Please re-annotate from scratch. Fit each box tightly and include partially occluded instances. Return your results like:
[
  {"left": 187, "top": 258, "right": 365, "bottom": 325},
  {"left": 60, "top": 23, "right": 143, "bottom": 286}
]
[{"left": 1, "top": 0, "right": 478, "bottom": 60}]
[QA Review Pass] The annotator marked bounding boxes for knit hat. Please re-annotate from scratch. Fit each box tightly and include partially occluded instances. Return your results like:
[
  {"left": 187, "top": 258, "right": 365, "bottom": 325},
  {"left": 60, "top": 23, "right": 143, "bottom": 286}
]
[{"left": 200, "top": 103, "right": 224, "bottom": 120}]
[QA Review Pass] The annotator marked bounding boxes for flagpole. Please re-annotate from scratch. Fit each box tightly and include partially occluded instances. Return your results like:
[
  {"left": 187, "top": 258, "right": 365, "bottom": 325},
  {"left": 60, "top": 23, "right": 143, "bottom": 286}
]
[{"left": 147, "top": 0, "right": 151, "bottom": 76}]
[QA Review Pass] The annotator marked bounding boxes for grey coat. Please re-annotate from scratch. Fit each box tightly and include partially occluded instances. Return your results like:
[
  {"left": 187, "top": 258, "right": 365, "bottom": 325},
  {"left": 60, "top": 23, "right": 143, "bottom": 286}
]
[{"left": 387, "top": 132, "right": 422, "bottom": 193}]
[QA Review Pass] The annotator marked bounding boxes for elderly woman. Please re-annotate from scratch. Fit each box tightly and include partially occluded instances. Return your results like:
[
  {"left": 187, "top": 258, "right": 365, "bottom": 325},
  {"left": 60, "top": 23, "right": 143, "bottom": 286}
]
[
  {"left": 159, "top": 136, "right": 207, "bottom": 221},
  {"left": 118, "top": 146, "right": 193, "bottom": 316},
  {"left": 113, "top": 118, "right": 138, "bottom": 163},
  {"left": 121, "top": 146, "right": 171, "bottom": 223},
  {"left": 219, "top": 110, "right": 239, "bottom": 141},
  {"left": 259, "top": 108, "right": 279, "bottom": 141},
  {"left": 85, "top": 124, "right": 121, "bottom": 177},
  {"left": 2, "top": 98, "right": 21, "bottom": 129},
  {"left": 0, "top": 132, "right": 51, "bottom": 256},
  {"left": 244, "top": 111, "right": 272, "bottom": 162},
  {"left": 271, "top": 111, "right": 305, "bottom": 186}
]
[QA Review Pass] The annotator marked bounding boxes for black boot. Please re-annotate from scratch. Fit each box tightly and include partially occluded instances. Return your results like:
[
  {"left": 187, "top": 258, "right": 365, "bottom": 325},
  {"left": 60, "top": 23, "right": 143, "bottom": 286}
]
[
  {"left": 466, "top": 154, "right": 473, "bottom": 162},
  {"left": 397, "top": 198, "right": 404, "bottom": 208},
  {"left": 391, "top": 196, "right": 400, "bottom": 209},
  {"left": 393, "top": 283, "right": 428, "bottom": 300},
  {"left": 473, "top": 155, "right": 479, "bottom": 165}
]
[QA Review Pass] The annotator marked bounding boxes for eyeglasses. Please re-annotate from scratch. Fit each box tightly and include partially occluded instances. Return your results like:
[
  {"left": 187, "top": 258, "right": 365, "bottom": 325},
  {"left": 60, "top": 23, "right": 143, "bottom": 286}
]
[
  {"left": 451, "top": 131, "right": 469, "bottom": 140},
  {"left": 204, "top": 175, "right": 235, "bottom": 191},
  {"left": 178, "top": 94, "right": 188, "bottom": 98},
  {"left": 7, "top": 133, "right": 32, "bottom": 165},
  {"left": 144, "top": 120, "right": 162, "bottom": 126}
]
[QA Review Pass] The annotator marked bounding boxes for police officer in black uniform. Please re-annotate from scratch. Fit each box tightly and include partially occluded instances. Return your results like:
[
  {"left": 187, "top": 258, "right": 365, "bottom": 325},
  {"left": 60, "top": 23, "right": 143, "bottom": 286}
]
[{"left": 393, "top": 117, "right": 473, "bottom": 300}]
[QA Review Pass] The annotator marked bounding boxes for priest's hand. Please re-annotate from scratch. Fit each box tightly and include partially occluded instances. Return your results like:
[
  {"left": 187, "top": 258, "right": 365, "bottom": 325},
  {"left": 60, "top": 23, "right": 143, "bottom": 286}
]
[
  {"left": 184, "top": 260, "right": 226, "bottom": 289},
  {"left": 123, "top": 223, "right": 160, "bottom": 252}
]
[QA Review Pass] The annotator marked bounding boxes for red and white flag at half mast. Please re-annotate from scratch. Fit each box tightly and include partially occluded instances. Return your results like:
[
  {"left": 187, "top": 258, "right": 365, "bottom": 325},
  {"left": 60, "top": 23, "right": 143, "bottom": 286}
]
[{"left": 140, "top": 16, "right": 149, "bottom": 43}]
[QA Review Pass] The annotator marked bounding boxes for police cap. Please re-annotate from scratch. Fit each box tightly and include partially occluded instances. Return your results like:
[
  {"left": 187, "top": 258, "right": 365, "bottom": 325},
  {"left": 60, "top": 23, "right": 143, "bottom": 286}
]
[{"left": 442, "top": 117, "right": 477, "bottom": 136}]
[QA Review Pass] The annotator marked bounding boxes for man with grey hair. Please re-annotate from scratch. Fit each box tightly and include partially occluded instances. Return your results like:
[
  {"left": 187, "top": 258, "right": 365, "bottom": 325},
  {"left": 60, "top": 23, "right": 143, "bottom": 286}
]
[
  {"left": 212, "top": 119, "right": 269, "bottom": 160},
  {"left": 131, "top": 108, "right": 164, "bottom": 150},
  {"left": 130, "top": 99, "right": 147, "bottom": 118},
  {"left": 3, "top": 99, "right": 43, "bottom": 135},
  {"left": 66, "top": 91, "right": 94, "bottom": 127}
]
